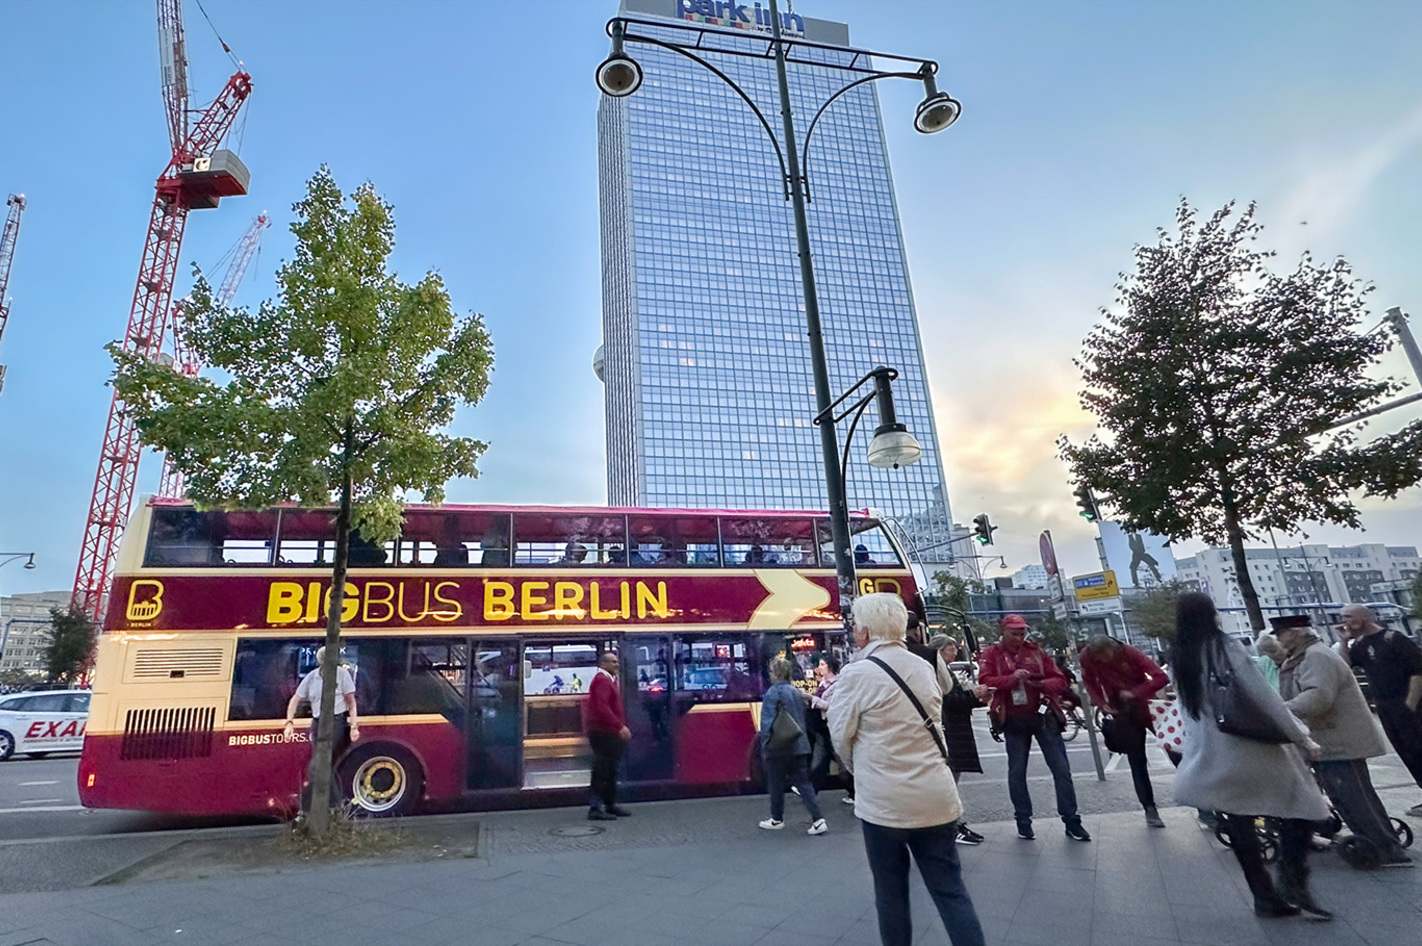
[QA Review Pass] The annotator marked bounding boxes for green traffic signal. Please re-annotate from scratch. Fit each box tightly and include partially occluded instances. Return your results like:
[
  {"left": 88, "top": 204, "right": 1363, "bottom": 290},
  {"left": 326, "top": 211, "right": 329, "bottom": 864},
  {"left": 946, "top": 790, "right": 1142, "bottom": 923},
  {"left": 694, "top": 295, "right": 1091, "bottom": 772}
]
[{"left": 1073, "top": 483, "right": 1099, "bottom": 521}]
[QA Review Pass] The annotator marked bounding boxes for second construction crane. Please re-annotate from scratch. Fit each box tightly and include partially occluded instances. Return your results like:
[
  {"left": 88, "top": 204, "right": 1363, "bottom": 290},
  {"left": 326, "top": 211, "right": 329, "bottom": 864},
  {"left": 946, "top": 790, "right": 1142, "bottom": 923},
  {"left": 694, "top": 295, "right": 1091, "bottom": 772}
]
[
  {"left": 73, "top": 0, "right": 253, "bottom": 621},
  {"left": 0, "top": 194, "right": 27, "bottom": 396}
]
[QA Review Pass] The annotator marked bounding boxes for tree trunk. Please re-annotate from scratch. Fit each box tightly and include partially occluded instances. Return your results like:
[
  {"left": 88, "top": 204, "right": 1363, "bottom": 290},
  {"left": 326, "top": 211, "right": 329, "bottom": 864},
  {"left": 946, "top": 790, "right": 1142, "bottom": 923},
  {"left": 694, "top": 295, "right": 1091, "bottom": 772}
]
[
  {"left": 1220, "top": 485, "right": 1264, "bottom": 634},
  {"left": 305, "top": 423, "right": 354, "bottom": 836}
]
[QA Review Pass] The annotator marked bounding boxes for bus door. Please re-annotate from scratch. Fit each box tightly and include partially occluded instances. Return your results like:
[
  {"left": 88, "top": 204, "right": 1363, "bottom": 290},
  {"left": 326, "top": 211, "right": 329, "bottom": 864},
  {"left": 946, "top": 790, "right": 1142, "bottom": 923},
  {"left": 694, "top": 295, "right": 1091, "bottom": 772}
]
[
  {"left": 621, "top": 635, "right": 672, "bottom": 782},
  {"left": 466, "top": 639, "right": 522, "bottom": 791},
  {"left": 519, "top": 638, "right": 613, "bottom": 790}
]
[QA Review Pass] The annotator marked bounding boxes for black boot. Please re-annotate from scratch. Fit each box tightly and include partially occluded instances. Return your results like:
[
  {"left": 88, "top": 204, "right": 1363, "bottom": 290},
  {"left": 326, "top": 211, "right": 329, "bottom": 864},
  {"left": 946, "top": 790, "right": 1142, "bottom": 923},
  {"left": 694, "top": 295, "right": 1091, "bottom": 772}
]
[
  {"left": 1221, "top": 814, "right": 1296, "bottom": 919},
  {"left": 1278, "top": 863, "right": 1332, "bottom": 922}
]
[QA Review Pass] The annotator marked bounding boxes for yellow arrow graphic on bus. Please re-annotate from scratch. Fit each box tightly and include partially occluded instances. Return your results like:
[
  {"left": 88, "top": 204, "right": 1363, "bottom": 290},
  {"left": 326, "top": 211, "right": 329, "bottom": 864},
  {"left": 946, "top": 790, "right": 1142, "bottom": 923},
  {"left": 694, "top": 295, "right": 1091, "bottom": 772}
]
[{"left": 748, "top": 569, "right": 831, "bottom": 629}]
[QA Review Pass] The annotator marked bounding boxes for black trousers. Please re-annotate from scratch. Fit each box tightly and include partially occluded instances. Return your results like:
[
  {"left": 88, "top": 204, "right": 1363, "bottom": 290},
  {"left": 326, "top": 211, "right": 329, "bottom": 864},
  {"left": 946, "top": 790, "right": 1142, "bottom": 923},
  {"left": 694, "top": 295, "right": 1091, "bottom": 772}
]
[
  {"left": 588, "top": 730, "right": 625, "bottom": 810},
  {"left": 1315, "top": 758, "right": 1405, "bottom": 858},
  {"left": 1218, "top": 813, "right": 1310, "bottom": 901},
  {"left": 300, "top": 714, "right": 350, "bottom": 813},
  {"left": 1377, "top": 700, "right": 1422, "bottom": 790}
]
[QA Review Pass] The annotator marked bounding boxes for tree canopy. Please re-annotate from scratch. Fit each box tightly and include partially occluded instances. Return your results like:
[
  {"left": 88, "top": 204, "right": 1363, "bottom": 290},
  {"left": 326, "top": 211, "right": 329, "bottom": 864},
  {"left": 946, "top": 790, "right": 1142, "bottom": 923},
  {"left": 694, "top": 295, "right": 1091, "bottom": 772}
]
[
  {"left": 1060, "top": 199, "right": 1422, "bottom": 631},
  {"left": 1125, "top": 580, "right": 1187, "bottom": 644},
  {"left": 111, "top": 167, "right": 494, "bottom": 833},
  {"left": 44, "top": 606, "right": 96, "bottom": 686}
]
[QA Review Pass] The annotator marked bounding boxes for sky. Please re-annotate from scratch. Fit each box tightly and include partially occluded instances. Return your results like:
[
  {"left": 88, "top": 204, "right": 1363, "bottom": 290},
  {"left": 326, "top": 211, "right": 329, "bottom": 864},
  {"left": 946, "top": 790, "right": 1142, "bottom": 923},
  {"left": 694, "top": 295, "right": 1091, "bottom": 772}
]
[{"left": 1, "top": 0, "right": 1421, "bottom": 598}]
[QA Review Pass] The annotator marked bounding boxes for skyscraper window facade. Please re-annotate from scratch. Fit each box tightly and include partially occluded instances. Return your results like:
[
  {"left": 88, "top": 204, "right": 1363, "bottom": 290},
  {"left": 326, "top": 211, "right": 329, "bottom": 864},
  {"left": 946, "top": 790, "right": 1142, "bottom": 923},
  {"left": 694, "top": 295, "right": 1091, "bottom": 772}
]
[{"left": 597, "top": 0, "right": 956, "bottom": 562}]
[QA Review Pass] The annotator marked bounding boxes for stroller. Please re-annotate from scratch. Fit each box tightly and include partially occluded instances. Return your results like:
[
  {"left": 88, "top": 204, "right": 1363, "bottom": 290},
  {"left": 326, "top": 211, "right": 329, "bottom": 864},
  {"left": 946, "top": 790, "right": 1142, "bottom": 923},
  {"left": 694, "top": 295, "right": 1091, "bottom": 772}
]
[{"left": 1212, "top": 778, "right": 1414, "bottom": 869}]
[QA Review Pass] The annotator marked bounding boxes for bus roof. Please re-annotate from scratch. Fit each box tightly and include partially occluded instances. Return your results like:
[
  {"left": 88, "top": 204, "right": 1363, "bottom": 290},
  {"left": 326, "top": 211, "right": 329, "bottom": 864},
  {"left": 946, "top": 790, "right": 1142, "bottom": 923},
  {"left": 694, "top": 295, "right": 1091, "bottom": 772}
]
[{"left": 145, "top": 498, "right": 882, "bottom": 519}]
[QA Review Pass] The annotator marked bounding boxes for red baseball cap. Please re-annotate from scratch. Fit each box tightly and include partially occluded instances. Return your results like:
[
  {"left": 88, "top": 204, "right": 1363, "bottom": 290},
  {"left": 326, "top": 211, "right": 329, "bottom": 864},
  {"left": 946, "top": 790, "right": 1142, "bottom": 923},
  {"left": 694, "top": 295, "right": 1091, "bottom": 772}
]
[{"left": 1000, "top": 614, "right": 1029, "bottom": 630}]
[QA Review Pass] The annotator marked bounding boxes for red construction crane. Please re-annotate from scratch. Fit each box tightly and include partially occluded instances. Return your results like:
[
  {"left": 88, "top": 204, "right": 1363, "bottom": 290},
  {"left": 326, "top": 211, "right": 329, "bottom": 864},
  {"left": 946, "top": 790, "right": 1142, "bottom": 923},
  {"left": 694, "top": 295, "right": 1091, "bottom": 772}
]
[
  {"left": 0, "top": 193, "right": 27, "bottom": 396},
  {"left": 73, "top": 0, "right": 253, "bottom": 621},
  {"left": 157, "top": 211, "right": 269, "bottom": 499}
]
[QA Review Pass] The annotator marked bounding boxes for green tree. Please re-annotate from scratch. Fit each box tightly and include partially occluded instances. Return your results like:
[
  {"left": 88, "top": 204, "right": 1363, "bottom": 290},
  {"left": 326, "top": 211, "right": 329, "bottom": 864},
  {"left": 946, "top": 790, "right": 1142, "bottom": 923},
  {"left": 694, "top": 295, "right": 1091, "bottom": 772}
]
[
  {"left": 1125, "top": 580, "right": 1187, "bottom": 645},
  {"left": 1060, "top": 199, "right": 1421, "bottom": 633},
  {"left": 110, "top": 168, "right": 494, "bottom": 835},
  {"left": 43, "top": 606, "right": 96, "bottom": 686},
  {"left": 1032, "top": 611, "right": 1071, "bottom": 653},
  {"left": 926, "top": 571, "right": 1000, "bottom": 647},
  {"left": 0, "top": 669, "right": 42, "bottom": 691}
]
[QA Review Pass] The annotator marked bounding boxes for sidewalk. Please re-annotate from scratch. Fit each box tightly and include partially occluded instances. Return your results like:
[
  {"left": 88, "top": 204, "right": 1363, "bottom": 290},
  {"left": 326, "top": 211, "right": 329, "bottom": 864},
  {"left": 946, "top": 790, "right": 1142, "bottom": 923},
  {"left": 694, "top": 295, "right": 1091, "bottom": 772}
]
[{"left": 1, "top": 794, "right": 1418, "bottom": 946}]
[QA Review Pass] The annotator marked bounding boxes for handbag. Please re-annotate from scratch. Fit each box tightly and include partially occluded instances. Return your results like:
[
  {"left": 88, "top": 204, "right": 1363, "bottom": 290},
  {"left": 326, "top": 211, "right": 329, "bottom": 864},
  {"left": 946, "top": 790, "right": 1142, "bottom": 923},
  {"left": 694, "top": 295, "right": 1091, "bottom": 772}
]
[
  {"left": 765, "top": 696, "right": 804, "bottom": 754},
  {"left": 1206, "top": 641, "right": 1291, "bottom": 744}
]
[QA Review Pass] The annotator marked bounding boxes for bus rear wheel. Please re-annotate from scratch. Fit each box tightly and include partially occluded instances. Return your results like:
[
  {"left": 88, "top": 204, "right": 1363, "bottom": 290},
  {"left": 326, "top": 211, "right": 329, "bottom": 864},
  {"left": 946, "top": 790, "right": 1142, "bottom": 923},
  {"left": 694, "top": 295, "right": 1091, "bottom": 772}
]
[{"left": 340, "top": 745, "right": 423, "bottom": 817}]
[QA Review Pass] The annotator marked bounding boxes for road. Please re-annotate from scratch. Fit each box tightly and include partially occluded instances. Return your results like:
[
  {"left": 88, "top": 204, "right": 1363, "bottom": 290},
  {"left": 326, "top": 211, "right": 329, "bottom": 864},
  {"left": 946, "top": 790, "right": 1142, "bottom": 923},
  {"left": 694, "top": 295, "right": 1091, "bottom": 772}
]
[{"left": 0, "top": 753, "right": 269, "bottom": 840}]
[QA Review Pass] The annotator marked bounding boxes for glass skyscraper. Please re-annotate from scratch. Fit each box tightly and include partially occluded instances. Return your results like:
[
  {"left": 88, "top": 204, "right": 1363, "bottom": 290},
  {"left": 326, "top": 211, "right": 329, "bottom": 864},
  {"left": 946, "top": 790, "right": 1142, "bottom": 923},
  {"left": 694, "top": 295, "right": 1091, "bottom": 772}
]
[{"left": 596, "top": 0, "right": 956, "bottom": 562}]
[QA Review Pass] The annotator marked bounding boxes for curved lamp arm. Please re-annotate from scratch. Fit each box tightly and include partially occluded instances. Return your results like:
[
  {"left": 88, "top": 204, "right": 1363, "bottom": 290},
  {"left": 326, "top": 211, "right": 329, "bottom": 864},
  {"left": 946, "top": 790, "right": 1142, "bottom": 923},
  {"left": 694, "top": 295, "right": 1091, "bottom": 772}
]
[
  {"left": 801, "top": 70, "right": 927, "bottom": 200},
  {"left": 620, "top": 33, "right": 792, "bottom": 198}
]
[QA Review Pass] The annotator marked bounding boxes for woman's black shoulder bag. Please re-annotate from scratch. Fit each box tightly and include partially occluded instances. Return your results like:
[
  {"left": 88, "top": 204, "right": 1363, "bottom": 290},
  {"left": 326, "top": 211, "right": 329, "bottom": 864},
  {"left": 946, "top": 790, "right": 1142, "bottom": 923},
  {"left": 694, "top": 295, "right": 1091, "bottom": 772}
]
[{"left": 1206, "top": 641, "right": 1291, "bottom": 744}]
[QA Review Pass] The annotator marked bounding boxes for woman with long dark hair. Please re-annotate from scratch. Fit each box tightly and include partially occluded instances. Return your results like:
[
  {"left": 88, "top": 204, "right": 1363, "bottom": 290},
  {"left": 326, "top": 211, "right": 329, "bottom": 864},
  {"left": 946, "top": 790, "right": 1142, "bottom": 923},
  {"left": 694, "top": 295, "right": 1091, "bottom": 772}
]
[{"left": 1171, "top": 592, "right": 1332, "bottom": 921}]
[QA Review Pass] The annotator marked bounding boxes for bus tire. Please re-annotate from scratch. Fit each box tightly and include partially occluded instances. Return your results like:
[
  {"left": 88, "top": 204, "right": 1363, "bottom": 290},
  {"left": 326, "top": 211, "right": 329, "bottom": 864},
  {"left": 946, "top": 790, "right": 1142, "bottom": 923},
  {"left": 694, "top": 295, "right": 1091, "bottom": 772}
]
[
  {"left": 0, "top": 730, "right": 13, "bottom": 761},
  {"left": 340, "top": 745, "right": 423, "bottom": 817}
]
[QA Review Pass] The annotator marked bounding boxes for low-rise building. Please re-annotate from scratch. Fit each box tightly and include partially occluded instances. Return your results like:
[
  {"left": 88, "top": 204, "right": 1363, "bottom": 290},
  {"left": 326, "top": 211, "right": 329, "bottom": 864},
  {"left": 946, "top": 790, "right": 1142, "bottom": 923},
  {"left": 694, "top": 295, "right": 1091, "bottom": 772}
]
[{"left": 0, "top": 591, "right": 70, "bottom": 676}]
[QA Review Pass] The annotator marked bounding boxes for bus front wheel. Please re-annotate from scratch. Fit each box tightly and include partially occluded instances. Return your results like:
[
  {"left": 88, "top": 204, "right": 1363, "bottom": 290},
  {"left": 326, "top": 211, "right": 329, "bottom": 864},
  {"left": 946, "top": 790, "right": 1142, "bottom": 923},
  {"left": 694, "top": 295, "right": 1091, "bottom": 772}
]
[{"left": 340, "top": 745, "right": 423, "bottom": 817}]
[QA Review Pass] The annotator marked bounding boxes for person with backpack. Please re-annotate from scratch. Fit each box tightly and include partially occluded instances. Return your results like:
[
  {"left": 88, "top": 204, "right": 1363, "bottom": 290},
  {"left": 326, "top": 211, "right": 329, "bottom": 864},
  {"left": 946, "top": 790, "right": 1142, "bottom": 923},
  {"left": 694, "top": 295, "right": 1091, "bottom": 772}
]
[{"left": 758, "top": 656, "right": 826, "bottom": 835}]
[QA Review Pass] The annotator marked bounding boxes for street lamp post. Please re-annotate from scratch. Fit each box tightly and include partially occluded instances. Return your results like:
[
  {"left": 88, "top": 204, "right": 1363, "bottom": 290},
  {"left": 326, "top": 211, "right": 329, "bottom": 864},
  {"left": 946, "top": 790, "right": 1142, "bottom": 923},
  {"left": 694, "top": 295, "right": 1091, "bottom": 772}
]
[
  {"left": 0, "top": 552, "right": 37, "bottom": 669},
  {"left": 596, "top": 3, "right": 959, "bottom": 635}
]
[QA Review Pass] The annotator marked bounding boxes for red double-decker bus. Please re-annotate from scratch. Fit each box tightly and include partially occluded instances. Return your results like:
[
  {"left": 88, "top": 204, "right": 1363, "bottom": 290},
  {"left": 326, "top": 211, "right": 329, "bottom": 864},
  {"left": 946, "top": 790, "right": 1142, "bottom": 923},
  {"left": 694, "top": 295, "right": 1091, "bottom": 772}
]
[{"left": 78, "top": 500, "right": 920, "bottom": 817}]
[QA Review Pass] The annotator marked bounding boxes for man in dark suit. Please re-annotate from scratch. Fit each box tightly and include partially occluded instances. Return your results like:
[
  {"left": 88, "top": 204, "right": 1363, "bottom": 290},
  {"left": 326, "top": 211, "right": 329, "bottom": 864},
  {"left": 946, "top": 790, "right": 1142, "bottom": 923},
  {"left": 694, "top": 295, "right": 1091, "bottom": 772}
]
[{"left": 585, "top": 650, "right": 632, "bottom": 821}]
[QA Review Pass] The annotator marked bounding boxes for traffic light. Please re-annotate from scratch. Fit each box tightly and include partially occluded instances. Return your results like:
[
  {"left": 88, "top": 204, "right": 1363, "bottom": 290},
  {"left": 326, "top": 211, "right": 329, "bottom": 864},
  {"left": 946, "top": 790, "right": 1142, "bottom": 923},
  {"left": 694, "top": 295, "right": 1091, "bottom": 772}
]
[
  {"left": 1073, "top": 483, "right": 1100, "bottom": 521},
  {"left": 972, "top": 513, "right": 996, "bottom": 546}
]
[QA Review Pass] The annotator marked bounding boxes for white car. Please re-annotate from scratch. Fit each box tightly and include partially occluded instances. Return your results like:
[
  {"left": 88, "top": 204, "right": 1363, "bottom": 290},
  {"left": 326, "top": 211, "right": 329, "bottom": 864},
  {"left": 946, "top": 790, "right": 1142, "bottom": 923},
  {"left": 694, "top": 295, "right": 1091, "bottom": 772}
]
[{"left": 0, "top": 690, "right": 91, "bottom": 761}]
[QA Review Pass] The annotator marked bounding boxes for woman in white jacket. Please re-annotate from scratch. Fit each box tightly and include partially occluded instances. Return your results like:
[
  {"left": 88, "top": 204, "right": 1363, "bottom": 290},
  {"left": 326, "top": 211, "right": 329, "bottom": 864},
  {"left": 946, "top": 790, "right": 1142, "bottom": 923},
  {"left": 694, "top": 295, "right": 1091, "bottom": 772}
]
[{"left": 828, "top": 593, "right": 985, "bottom": 946}]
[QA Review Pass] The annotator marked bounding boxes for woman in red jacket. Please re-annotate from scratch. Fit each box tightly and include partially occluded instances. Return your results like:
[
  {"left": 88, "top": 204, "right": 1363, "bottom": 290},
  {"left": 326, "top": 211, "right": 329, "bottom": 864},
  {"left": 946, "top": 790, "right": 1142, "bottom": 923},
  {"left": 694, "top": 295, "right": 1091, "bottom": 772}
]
[{"left": 1079, "top": 635, "right": 1169, "bottom": 827}]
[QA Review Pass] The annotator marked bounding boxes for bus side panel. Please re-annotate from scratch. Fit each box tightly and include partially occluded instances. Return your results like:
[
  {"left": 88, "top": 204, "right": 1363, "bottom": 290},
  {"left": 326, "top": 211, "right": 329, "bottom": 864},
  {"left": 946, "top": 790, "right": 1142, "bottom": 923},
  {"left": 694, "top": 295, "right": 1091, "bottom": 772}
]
[
  {"left": 79, "top": 720, "right": 466, "bottom": 816},
  {"left": 674, "top": 704, "right": 757, "bottom": 784}
]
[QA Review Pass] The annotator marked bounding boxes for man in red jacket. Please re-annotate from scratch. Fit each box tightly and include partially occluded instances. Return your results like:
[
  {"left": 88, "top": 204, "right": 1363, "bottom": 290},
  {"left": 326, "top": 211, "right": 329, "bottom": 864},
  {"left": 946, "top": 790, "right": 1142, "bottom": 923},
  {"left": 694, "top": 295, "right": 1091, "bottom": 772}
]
[
  {"left": 978, "top": 614, "right": 1089, "bottom": 842},
  {"left": 1080, "top": 634, "right": 1170, "bottom": 828},
  {"left": 585, "top": 650, "right": 632, "bottom": 821}
]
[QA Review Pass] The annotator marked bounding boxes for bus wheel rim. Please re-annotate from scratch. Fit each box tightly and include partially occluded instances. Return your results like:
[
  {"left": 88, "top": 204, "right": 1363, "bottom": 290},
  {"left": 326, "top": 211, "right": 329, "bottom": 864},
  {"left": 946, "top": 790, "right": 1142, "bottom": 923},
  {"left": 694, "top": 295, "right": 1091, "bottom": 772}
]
[{"left": 353, "top": 756, "right": 407, "bottom": 812}]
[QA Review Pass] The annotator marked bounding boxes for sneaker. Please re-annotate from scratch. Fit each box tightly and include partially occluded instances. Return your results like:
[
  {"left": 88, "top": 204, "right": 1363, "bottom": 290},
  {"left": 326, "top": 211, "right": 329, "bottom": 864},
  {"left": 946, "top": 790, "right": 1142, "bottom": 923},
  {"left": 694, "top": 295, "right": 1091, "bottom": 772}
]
[
  {"left": 807, "top": 819, "right": 828, "bottom": 836},
  {"left": 606, "top": 806, "right": 632, "bottom": 817},
  {"left": 1065, "top": 821, "right": 1092, "bottom": 842},
  {"left": 758, "top": 818, "right": 785, "bottom": 831},
  {"left": 841, "top": 794, "right": 856, "bottom": 805},
  {"left": 1144, "top": 806, "right": 1165, "bottom": 828},
  {"left": 957, "top": 826, "right": 985, "bottom": 845},
  {"left": 588, "top": 808, "right": 617, "bottom": 822},
  {"left": 1379, "top": 855, "right": 1415, "bottom": 868},
  {"left": 1016, "top": 821, "right": 1035, "bottom": 840},
  {"left": 1408, "top": 802, "right": 1422, "bottom": 817}
]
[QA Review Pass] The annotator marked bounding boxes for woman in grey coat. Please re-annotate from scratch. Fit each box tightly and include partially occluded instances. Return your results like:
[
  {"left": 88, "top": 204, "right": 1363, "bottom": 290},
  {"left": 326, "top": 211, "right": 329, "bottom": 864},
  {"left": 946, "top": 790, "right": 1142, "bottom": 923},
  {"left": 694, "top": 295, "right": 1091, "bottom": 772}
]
[
  {"left": 758, "top": 657, "right": 826, "bottom": 835},
  {"left": 1171, "top": 593, "right": 1331, "bottom": 921}
]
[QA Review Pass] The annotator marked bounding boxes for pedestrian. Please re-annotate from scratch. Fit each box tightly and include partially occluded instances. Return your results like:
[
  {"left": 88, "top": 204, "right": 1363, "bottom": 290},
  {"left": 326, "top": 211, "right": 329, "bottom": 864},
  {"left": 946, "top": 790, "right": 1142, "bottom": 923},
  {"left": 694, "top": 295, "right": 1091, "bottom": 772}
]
[
  {"left": 1255, "top": 634, "right": 1285, "bottom": 691},
  {"left": 977, "top": 614, "right": 1090, "bottom": 842},
  {"left": 1337, "top": 604, "right": 1422, "bottom": 817},
  {"left": 828, "top": 593, "right": 986, "bottom": 946},
  {"left": 934, "top": 635, "right": 990, "bottom": 845},
  {"left": 283, "top": 645, "right": 360, "bottom": 813},
  {"left": 1171, "top": 592, "right": 1332, "bottom": 920},
  {"left": 585, "top": 650, "right": 632, "bottom": 821},
  {"left": 759, "top": 656, "right": 827, "bottom": 834},
  {"left": 808, "top": 656, "right": 855, "bottom": 805},
  {"left": 1080, "top": 634, "right": 1170, "bottom": 828},
  {"left": 1272, "top": 614, "right": 1412, "bottom": 867}
]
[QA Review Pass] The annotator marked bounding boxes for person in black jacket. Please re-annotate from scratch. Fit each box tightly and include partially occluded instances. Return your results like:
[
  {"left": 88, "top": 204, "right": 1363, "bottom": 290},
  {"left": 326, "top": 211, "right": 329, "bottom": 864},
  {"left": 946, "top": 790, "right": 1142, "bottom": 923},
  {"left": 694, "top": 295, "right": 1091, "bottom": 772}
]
[{"left": 935, "top": 635, "right": 991, "bottom": 845}]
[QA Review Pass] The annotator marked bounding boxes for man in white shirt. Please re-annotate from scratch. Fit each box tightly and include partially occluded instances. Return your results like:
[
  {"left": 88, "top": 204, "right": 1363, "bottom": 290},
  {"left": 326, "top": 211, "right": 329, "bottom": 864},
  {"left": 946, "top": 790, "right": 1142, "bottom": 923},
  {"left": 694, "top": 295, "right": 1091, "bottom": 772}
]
[
  {"left": 829, "top": 593, "right": 985, "bottom": 946},
  {"left": 283, "top": 646, "right": 360, "bottom": 811}
]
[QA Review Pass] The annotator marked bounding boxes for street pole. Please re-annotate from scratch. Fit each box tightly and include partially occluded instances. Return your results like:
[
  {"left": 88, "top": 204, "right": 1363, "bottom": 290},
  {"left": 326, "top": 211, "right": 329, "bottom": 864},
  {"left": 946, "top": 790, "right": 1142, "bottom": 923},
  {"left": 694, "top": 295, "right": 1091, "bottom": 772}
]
[{"left": 768, "top": 0, "right": 856, "bottom": 639}]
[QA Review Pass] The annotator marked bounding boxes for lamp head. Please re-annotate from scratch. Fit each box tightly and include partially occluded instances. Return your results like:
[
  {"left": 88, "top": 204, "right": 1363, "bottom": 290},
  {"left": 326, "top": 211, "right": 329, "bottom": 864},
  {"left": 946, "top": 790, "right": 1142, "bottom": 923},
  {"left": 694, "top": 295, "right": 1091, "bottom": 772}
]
[
  {"left": 913, "top": 64, "right": 961, "bottom": 134},
  {"left": 596, "top": 53, "right": 643, "bottom": 97},
  {"left": 596, "top": 21, "right": 643, "bottom": 97},
  {"left": 867, "top": 425, "right": 922, "bottom": 469},
  {"left": 23, "top": 554, "right": 35, "bottom": 570}
]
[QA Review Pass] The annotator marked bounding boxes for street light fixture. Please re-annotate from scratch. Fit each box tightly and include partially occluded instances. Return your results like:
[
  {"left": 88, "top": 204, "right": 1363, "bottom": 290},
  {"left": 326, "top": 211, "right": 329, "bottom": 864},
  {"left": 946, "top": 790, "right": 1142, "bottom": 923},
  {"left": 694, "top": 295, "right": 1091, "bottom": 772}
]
[
  {"left": 0, "top": 552, "right": 37, "bottom": 668},
  {"left": 596, "top": 2, "right": 957, "bottom": 638}
]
